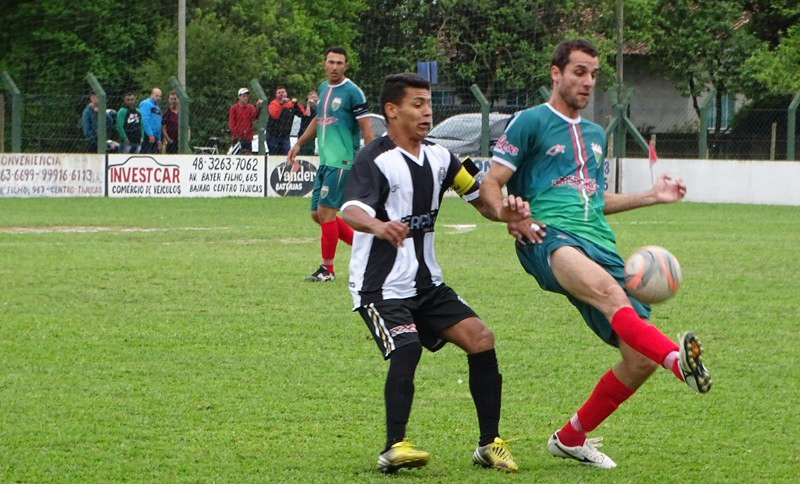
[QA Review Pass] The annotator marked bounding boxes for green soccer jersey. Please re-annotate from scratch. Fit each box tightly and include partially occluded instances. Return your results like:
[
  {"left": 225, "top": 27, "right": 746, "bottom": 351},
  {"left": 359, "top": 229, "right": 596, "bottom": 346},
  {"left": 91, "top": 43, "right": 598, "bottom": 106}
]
[
  {"left": 492, "top": 103, "right": 617, "bottom": 251},
  {"left": 316, "top": 78, "right": 369, "bottom": 170}
]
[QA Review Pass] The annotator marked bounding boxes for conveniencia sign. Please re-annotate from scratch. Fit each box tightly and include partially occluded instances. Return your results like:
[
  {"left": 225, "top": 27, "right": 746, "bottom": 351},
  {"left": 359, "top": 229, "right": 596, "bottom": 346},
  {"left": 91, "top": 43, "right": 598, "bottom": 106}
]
[{"left": 107, "top": 154, "right": 266, "bottom": 197}]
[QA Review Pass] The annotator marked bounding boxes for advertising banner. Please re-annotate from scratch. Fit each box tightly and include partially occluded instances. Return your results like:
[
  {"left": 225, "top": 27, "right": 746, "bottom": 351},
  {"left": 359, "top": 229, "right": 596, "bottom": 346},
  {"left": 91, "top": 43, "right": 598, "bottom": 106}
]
[
  {"left": 266, "top": 155, "right": 318, "bottom": 197},
  {"left": 0, "top": 153, "right": 105, "bottom": 197},
  {"left": 107, "top": 154, "right": 266, "bottom": 197}
]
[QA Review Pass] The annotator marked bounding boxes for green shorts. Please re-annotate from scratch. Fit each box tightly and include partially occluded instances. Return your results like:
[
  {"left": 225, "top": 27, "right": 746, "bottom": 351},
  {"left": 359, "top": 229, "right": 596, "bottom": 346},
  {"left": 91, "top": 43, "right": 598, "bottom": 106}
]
[
  {"left": 515, "top": 226, "right": 651, "bottom": 346},
  {"left": 310, "top": 164, "right": 350, "bottom": 211}
]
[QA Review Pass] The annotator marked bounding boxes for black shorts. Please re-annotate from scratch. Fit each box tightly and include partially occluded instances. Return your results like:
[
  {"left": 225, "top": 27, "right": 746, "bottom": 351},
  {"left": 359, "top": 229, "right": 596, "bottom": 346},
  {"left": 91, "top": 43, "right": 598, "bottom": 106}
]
[{"left": 356, "top": 284, "right": 478, "bottom": 360}]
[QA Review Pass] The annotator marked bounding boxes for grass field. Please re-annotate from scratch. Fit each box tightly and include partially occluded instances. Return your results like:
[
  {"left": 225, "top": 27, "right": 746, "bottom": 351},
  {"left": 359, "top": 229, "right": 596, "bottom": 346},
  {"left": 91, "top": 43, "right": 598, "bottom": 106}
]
[{"left": 1, "top": 197, "right": 798, "bottom": 483}]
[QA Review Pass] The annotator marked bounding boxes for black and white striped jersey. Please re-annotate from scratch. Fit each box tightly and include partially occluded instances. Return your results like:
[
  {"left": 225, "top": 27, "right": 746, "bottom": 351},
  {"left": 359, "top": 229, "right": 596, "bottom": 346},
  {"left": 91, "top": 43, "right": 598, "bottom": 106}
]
[{"left": 342, "top": 136, "right": 480, "bottom": 308}]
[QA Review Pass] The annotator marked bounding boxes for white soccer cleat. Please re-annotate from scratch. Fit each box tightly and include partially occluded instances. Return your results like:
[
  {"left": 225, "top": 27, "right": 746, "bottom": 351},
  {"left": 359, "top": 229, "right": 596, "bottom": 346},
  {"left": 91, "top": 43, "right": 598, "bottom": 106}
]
[
  {"left": 678, "top": 331, "right": 712, "bottom": 393},
  {"left": 547, "top": 432, "right": 617, "bottom": 469}
]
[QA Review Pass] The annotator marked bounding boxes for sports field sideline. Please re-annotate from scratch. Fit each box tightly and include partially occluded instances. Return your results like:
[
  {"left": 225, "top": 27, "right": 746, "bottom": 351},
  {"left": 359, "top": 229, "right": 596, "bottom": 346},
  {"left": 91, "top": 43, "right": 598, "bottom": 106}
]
[{"left": 1, "top": 197, "right": 798, "bottom": 483}]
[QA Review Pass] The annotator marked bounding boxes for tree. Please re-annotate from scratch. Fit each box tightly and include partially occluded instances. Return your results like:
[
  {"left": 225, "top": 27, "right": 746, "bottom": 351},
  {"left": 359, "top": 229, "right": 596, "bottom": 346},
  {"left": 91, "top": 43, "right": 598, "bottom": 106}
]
[
  {"left": 135, "top": 0, "right": 364, "bottom": 148},
  {"left": 650, "top": 0, "right": 764, "bottom": 138}
]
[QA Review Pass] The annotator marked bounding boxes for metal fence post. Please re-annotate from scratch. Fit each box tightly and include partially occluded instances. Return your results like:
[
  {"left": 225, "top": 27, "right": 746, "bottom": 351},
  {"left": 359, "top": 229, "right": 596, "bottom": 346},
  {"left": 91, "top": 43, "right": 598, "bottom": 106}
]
[
  {"left": 698, "top": 89, "right": 715, "bottom": 159},
  {"left": 249, "top": 79, "right": 268, "bottom": 156},
  {"left": 169, "top": 76, "right": 190, "bottom": 154},
  {"left": 538, "top": 86, "right": 551, "bottom": 102},
  {"left": 1, "top": 71, "right": 23, "bottom": 152},
  {"left": 470, "top": 84, "right": 490, "bottom": 158},
  {"left": 787, "top": 90, "right": 800, "bottom": 161},
  {"left": 86, "top": 73, "right": 106, "bottom": 154}
]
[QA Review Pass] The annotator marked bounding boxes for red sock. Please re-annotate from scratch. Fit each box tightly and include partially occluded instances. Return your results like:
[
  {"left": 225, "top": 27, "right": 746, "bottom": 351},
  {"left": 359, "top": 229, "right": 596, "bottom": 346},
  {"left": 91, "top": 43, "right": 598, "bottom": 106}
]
[
  {"left": 320, "top": 221, "right": 338, "bottom": 274},
  {"left": 611, "top": 307, "right": 679, "bottom": 365},
  {"left": 558, "top": 370, "right": 635, "bottom": 446},
  {"left": 335, "top": 217, "right": 353, "bottom": 245}
]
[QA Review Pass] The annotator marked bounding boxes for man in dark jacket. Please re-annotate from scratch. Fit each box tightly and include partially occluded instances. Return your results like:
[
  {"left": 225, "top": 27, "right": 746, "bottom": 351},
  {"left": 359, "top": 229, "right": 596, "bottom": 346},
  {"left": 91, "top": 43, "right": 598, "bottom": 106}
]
[{"left": 116, "top": 92, "right": 143, "bottom": 154}]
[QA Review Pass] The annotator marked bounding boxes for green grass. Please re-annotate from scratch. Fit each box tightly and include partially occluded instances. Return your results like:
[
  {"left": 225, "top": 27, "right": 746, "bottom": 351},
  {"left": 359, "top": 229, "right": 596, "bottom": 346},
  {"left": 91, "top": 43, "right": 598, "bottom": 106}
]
[{"left": 1, "top": 197, "right": 798, "bottom": 483}]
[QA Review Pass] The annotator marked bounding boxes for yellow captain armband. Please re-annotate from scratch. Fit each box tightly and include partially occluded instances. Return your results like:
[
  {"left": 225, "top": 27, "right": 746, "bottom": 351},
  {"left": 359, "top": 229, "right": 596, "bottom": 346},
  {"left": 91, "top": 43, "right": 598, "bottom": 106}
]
[{"left": 451, "top": 165, "right": 477, "bottom": 196}]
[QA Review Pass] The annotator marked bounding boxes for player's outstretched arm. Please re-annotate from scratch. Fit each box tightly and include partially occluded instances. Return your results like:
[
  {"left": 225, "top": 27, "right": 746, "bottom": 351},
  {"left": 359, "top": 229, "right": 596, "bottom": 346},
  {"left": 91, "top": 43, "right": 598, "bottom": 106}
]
[
  {"left": 288, "top": 117, "right": 317, "bottom": 164},
  {"left": 604, "top": 173, "right": 686, "bottom": 215},
  {"left": 342, "top": 205, "right": 408, "bottom": 248},
  {"left": 479, "top": 162, "right": 545, "bottom": 243}
]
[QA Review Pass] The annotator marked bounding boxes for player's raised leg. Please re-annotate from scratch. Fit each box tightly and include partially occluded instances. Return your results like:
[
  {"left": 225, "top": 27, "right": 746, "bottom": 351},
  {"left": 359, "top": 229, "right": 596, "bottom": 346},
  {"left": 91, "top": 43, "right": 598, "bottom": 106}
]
[
  {"left": 550, "top": 246, "right": 711, "bottom": 391},
  {"left": 440, "top": 317, "right": 518, "bottom": 473}
]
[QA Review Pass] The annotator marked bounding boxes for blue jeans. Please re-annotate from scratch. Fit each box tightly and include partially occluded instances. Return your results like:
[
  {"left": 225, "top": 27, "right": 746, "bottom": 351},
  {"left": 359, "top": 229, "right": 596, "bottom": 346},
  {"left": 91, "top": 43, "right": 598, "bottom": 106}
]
[
  {"left": 267, "top": 133, "right": 290, "bottom": 155},
  {"left": 121, "top": 142, "right": 141, "bottom": 154}
]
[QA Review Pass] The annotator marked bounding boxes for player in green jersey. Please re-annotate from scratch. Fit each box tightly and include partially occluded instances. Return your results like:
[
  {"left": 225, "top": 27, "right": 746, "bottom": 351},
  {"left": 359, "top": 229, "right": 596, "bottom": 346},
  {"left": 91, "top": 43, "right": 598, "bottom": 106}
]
[
  {"left": 289, "top": 46, "right": 375, "bottom": 282},
  {"left": 480, "top": 39, "right": 712, "bottom": 469}
]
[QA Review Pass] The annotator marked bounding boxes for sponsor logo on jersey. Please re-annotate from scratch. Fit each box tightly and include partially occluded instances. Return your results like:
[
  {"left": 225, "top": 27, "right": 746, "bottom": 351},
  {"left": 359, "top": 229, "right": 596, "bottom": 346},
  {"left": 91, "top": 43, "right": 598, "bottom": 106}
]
[
  {"left": 591, "top": 143, "right": 603, "bottom": 157},
  {"left": 318, "top": 116, "right": 338, "bottom": 126},
  {"left": 438, "top": 167, "right": 446, "bottom": 185},
  {"left": 401, "top": 209, "right": 439, "bottom": 234},
  {"left": 390, "top": 323, "right": 418, "bottom": 337},
  {"left": 331, "top": 97, "right": 342, "bottom": 111},
  {"left": 546, "top": 144, "right": 566, "bottom": 156},
  {"left": 551, "top": 175, "right": 598, "bottom": 194},
  {"left": 494, "top": 135, "right": 519, "bottom": 156}
]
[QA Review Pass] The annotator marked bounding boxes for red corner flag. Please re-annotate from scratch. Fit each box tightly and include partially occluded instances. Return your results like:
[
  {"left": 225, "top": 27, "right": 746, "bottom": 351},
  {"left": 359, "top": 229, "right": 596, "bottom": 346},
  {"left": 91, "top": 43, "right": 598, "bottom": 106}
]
[{"left": 648, "top": 139, "right": 658, "bottom": 166}]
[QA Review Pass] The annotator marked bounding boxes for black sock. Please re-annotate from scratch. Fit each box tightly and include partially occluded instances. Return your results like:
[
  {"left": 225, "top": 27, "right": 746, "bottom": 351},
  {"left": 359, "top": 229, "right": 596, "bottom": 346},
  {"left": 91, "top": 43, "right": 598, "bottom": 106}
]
[
  {"left": 384, "top": 343, "right": 422, "bottom": 452},
  {"left": 468, "top": 348, "right": 502, "bottom": 447}
]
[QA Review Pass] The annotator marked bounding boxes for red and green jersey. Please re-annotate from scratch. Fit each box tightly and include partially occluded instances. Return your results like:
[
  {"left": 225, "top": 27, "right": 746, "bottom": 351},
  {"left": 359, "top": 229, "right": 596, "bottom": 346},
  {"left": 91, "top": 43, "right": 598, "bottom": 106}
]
[
  {"left": 317, "top": 78, "right": 369, "bottom": 170},
  {"left": 492, "top": 103, "right": 616, "bottom": 251}
]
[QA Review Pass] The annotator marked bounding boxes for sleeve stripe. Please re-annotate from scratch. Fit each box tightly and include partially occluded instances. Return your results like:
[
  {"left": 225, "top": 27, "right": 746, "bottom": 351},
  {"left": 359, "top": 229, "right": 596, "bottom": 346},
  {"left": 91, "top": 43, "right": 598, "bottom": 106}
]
[
  {"left": 491, "top": 156, "right": 518, "bottom": 172},
  {"left": 341, "top": 200, "right": 376, "bottom": 218},
  {"left": 462, "top": 190, "right": 480, "bottom": 202}
]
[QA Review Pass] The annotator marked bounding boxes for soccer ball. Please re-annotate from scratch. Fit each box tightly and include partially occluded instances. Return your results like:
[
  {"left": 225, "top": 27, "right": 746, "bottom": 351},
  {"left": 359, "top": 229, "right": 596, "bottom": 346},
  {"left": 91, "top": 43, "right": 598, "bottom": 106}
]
[{"left": 623, "top": 246, "right": 682, "bottom": 304}]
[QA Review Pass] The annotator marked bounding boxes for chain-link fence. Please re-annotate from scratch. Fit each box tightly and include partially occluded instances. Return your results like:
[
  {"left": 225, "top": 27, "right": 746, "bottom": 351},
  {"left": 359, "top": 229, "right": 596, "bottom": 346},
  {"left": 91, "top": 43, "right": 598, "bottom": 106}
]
[{"left": 2, "top": 89, "right": 798, "bottom": 160}]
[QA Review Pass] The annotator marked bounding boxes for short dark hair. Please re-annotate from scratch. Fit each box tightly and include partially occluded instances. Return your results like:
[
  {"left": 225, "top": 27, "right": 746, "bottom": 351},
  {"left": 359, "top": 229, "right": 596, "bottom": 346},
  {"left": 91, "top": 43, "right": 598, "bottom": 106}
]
[
  {"left": 275, "top": 85, "right": 286, "bottom": 92},
  {"left": 168, "top": 90, "right": 177, "bottom": 96},
  {"left": 324, "top": 46, "right": 348, "bottom": 62},
  {"left": 551, "top": 39, "right": 598, "bottom": 72},
  {"left": 379, "top": 73, "right": 431, "bottom": 120}
]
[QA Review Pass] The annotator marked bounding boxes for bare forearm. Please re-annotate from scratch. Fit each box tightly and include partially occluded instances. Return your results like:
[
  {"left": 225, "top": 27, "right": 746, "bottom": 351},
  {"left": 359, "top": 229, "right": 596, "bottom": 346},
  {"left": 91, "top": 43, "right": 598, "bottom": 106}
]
[
  {"left": 603, "top": 190, "right": 659, "bottom": 215},
  {"left": 479, "top": 176, "right": 507, "bottom": 220},
  {"left": 469, "top": 196, "right": 502, "bottom": 221},
  {"left": 342, "top": 205, "right": 380, "bottom": 233}
]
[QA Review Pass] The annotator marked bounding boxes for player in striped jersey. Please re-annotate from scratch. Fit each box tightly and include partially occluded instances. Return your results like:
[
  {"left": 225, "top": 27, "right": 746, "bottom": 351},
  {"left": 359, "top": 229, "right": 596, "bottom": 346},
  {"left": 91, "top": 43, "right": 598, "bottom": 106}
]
[
  {"left": 480, "top": 39, "right": 712, "bottom": 469},
  {"left": 342, "top": 73, "right": 530, "bottom": 474}
]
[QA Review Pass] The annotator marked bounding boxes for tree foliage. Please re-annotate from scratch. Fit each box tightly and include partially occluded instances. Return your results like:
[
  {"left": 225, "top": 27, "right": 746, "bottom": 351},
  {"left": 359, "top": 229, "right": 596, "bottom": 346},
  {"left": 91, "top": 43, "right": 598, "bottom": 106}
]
[{"left": 0, "top": 0, "right": 172, "bottom": 93}]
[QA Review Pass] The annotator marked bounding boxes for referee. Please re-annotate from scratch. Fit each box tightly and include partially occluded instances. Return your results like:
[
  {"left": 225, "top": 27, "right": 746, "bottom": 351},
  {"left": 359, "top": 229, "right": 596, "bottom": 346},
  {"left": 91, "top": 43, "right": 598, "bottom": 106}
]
[{"left": 341, "top": 73, "right": 529, "bottom": 474}]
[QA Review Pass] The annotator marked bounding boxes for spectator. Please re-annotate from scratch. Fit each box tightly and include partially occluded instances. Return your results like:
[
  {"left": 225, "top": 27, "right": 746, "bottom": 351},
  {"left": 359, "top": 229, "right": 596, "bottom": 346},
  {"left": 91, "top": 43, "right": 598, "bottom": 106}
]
[
  {"left": 81, "top": 92, "right": 100, "bottom": 152},
  {"left": 267, "top": 85, "right": 305, "bottom": 155},
  {"left": 228, "top": 87, "right": 263, "bottom": 154},
  {"left": 82, "top": 92, "right": 117, "bottom": 153},
  {"left": 297, "top": 90, "right": 318, "bottom": 156},
  {"left": 139, "top": 88, "right": 163, "bottom": 154},
  {"left": 162, "top": 90, "right": 180, "bottom": 154},
  {"left": 116, "top": 92, "right": 143, "bottom": 154}
]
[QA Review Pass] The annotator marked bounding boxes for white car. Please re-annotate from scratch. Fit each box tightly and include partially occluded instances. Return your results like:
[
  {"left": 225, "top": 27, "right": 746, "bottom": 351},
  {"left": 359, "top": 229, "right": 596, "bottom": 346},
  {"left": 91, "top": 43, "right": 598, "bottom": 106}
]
[
  {"left": 426, "top": 112, "right": 513, "bottom": 157},
  {"left": 250, "top": 113, "right": 386, "bottom": 155}
]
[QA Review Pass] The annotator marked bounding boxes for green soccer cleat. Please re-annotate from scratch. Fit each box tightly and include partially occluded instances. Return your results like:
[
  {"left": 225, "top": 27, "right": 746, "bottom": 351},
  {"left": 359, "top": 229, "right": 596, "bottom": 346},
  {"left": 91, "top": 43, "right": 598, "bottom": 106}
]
[
  {"left": 377, "top": 439, "right": 429, "bottom": 474},
  {"left": 472, "top": 437, "right": 518, "bottom": 473}
]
